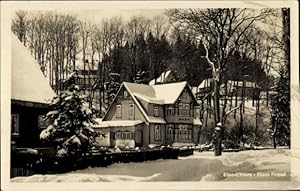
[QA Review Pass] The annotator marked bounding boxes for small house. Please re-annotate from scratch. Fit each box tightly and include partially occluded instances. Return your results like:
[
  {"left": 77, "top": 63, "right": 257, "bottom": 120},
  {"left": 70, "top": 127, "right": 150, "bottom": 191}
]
[{"left": 196, "top": 78, "right": 261, "bottom": 99}]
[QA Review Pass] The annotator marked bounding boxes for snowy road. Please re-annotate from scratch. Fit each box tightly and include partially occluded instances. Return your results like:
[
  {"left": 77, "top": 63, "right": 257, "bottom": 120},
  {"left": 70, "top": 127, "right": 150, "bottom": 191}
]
[{"left": 11, "top": 149, "right": 291, "bottom": 182}]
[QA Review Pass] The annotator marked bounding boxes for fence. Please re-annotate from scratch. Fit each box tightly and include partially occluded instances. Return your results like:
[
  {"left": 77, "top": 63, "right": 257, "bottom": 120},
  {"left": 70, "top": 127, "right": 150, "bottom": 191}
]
[{"left": 11, "top": 148, "right": 194, "bottom": 178}]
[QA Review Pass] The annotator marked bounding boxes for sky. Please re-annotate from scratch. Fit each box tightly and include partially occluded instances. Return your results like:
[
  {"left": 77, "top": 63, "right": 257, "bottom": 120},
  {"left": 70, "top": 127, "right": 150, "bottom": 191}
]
[{"left": 65, "top": 9, "right": 165, "bottom": 25}]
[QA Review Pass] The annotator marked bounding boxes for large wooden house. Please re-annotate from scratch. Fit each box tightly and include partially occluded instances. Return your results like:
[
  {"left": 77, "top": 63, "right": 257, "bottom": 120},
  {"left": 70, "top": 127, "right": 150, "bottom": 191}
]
[
  {"left": 94, "top": 81, "right": 202, "bottom": 148},
  {"left": 11, "top": 35, "right": 56, "bottom": 150},
  {"left": 195, "top": 78, "right": 261, "bottom": 99}
]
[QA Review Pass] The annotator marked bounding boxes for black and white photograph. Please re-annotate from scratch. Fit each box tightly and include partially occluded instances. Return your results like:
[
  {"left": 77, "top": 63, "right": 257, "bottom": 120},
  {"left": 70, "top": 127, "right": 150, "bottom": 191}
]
[{"left": 1, "top": 1, "right": 299, "bottom": 190}]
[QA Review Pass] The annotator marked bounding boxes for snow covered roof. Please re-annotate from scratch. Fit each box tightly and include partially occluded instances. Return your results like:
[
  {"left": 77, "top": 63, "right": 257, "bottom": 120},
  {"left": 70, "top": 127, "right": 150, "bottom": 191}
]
[
  {"left": 103, "top": 81, "right": 196, "bottom": 124},
  {"left": 191, "top": 86, "right": 199, "bottom": 95},
  {"left": 193, "top": 118, "right": 202, "bottom": 126},
  {"left": 133, "top": 93, "right": 164, "bottom": 104},
  {"left": 149, "top": 70, "right": 172, "bottom": 86},
  {"left": 198, "top": 78, "right": 261, "bottom": 90},
  {"left": 93, "top": 119, "right": 144, "bottom": 128},
  {"left": 124, "top": 81, "right": 188, "bottom": 105},
  {"left": 227, "top": 80, "right": 261, "bottom": 89},
  {"left": 152, "top": 82, "right": 187, "bottom": 104},
  {"left": 11, "top": 35, "right": 56, "bottom": 104},
  {"left": 198, "top": 78, "right": 213, "bottom": 89},
  {"left": 148, "top": 116, "right": 166, "bottom": 124}
]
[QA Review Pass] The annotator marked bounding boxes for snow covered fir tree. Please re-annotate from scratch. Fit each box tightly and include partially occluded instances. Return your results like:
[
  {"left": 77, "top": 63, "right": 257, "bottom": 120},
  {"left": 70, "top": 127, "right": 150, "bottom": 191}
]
[{"left": 40, "top": 72, "right": 100, "bottom": 158}]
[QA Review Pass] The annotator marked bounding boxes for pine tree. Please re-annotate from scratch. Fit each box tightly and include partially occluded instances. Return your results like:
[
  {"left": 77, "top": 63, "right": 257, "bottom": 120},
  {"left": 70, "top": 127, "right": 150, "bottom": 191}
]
[
  {"left": 270, "top": 65, "right": 290, "bottom": 148},
  {"left": 40, "top": 72, "right": 100, "bottom": 158}
]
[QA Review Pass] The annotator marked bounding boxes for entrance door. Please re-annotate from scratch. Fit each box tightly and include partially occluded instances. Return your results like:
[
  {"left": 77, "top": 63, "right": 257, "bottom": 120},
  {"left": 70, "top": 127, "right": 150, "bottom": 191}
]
[{"left": 135, "top": 130, "right": 143, "bottom": 146}]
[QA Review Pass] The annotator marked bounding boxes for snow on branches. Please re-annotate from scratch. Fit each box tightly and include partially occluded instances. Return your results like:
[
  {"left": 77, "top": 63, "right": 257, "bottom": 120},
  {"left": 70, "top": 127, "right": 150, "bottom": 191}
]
[{"left": 40, "top": 73, "right": 100, "bottom": 158}]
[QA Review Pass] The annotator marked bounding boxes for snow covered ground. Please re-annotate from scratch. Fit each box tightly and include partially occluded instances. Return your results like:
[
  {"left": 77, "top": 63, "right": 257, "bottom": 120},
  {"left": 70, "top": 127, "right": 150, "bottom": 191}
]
[{"left": 11, "top": 149, "right": 292, "bottom": 182}]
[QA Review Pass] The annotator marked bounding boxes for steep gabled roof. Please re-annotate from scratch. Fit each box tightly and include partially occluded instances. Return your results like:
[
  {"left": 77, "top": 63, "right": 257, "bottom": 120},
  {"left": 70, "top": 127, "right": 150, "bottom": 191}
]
[
  {"left": 152, "top": 81, "right": 187, "bottom": 104},
  {"left": 103, "top": 81, "right": 197, "bottom": 123},
  {"left": 11, "top": 35, "right": 56, "bottom": 104},
  {"left": 124, "top": 81, "right": 197, "bottom": 105},
  {"left": 198, "top": 78, "right": 214, "bottom": 89}
]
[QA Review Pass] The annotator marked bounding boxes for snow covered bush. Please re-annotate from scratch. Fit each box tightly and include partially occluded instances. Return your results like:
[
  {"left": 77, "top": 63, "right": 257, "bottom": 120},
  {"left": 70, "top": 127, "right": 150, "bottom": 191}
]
[{"left": 40, "top": 72, "right": 101, "bottom": 158}]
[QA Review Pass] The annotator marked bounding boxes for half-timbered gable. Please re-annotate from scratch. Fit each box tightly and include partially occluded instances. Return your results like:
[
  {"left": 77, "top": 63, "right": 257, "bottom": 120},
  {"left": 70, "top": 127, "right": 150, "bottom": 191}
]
[{"left": 98, "top": 81, "right": 202, "bottom": 147}]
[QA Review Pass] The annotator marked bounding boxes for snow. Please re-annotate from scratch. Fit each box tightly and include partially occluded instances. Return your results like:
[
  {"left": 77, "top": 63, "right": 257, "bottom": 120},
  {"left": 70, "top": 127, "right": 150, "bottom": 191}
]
[
  {"left": 198, "top": 78, "right": 213, "bottom": 89},
  {"left": 93, "top": 119, "right": 144, "bottom": 128},
  {"left": 152, "top": 81, "right": 187, "bottom": 104},
  {"left": 11, "top": 173, "right": 162, "bottom": 183},
  {"left": 11, "top": 35, "right": 56, "bottom": 104},
  {"left": 119, "top": 81, "right": 197, "bottom": 124},
  {"left": 133, "top": 93, "right": 164, "bottom": 104},
  {"left": 191, "top": 86, "right": 199, "bottom": 95},
  {"left": 147, "top": 116, "right": 166, "bottom": 124},
  {"left": 227, "top": 80, "right": 261, "bottom": 89},
  {"left": 40, "top": 129, "right": 50, "bottom": 140},
  {"left": 198, "top": 79, "right": 261, "bottom": 91},
  {"left": 149, "top": 70, "right": 172, "bottom": 86},
  {"left": 81, "top": 103, "right": 92, "bottom": 115},
  {"left": 180, "top": 149, "right": 290, "bottom": 170},
  {"left": 11, "top": 149, "right": 291, "bottom": 182},
  {"left": 124, "top": 81, "right": 188, "bottom": 104},
  {"left": 193, "top": 118, "right": 202, "bottom": 126}
]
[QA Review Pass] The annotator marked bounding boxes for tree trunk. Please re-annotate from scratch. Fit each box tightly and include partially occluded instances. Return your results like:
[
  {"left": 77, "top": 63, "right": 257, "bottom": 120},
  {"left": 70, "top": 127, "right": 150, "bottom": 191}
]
[{"left": 273, "top": 135, "right": 277, "bottom": 149}]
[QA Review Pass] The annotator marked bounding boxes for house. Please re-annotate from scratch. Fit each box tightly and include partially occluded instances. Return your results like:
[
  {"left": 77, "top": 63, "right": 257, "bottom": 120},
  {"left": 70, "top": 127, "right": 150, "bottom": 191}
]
[
  {"left": 11, "top": 35, "right": 56, "bottom": 150},
  {"left": 226, "top": 80, "right": 261, "bottom": 98},
  {"left": 94, "top": 81, "right": 202, "bottom": 148},
  {"left": 196, "top": 78, "right": 261, "bottom": 99},
  {"left": 196, "top": 78, "right": 214, "bottom": 99}
]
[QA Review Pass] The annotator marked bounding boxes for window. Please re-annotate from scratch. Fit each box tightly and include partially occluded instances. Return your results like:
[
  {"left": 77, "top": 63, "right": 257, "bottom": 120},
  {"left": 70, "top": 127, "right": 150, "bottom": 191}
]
[
  {"left": 11, "top": 114, "right": 19, "bottom": 136},
  {"left": 188, "top": 129, "right": 192, "bottom": 140},
  {"left": 167, "top": 124, "right": 174, "bottom": 139},
  {"left": 184, "top": 128, "right": 188, "bottom": 140},
  {"left": 175, "top": 128, "right": 179, "bottom": 140},
  {"left": 154, "top": 125, "right": 161, "bottom": 141},
  {"left": 179, "top": 103, "right": 190, "bottom": 116},
  {"left": 182, "top": 91, "right": 187, "bottom": 99},
  {"left": 115, "top": 131, "right": 133, "bottom": 140},
  {"left": 178, "top": 128, "right": 182, "bottom": 140},
  {"left": 124, "top": 90, "right": 128, "bottom": 98},
  {"left": 129, "top": 104, "right": 134, "bottom": 120},
  {"left": 166, "top": 105, "right": 175, "bottom": 116},
  {"left": 154, "top": 106, "right": 159, "bottom": 117},
  {"left": 117, "top": 105, "right": 122, "bottom": 118}
]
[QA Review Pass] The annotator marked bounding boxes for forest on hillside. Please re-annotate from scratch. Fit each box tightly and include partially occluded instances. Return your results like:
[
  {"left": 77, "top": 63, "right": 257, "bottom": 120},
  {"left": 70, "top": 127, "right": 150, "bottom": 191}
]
[{"left": 11, "top": 10, "right": 277, "bottom": 91}]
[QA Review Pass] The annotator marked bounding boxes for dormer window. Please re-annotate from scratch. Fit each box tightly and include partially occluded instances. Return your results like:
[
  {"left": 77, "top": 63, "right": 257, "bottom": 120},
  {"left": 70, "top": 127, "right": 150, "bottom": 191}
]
[
  {"left": 154, "top": 106, "right": 159, "bottom": 117},
  {"left": 124, "top": 90, "right": 128, "bottom": 98}
]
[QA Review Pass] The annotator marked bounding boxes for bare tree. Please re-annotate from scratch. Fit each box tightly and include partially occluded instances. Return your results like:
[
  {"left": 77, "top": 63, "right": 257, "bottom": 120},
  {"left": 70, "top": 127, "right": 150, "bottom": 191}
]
[
  {"left": 79, "top": 21, "right": 95, "bottom": 93},
  {"left": 11, "top": 11, "right": 28, "bottom": 46},
  {"left": 151, "top": 15, "right": 171, "bottom": 39},
  {"left": 167, "top": 8, "right": 272, "bottom": 155}
]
